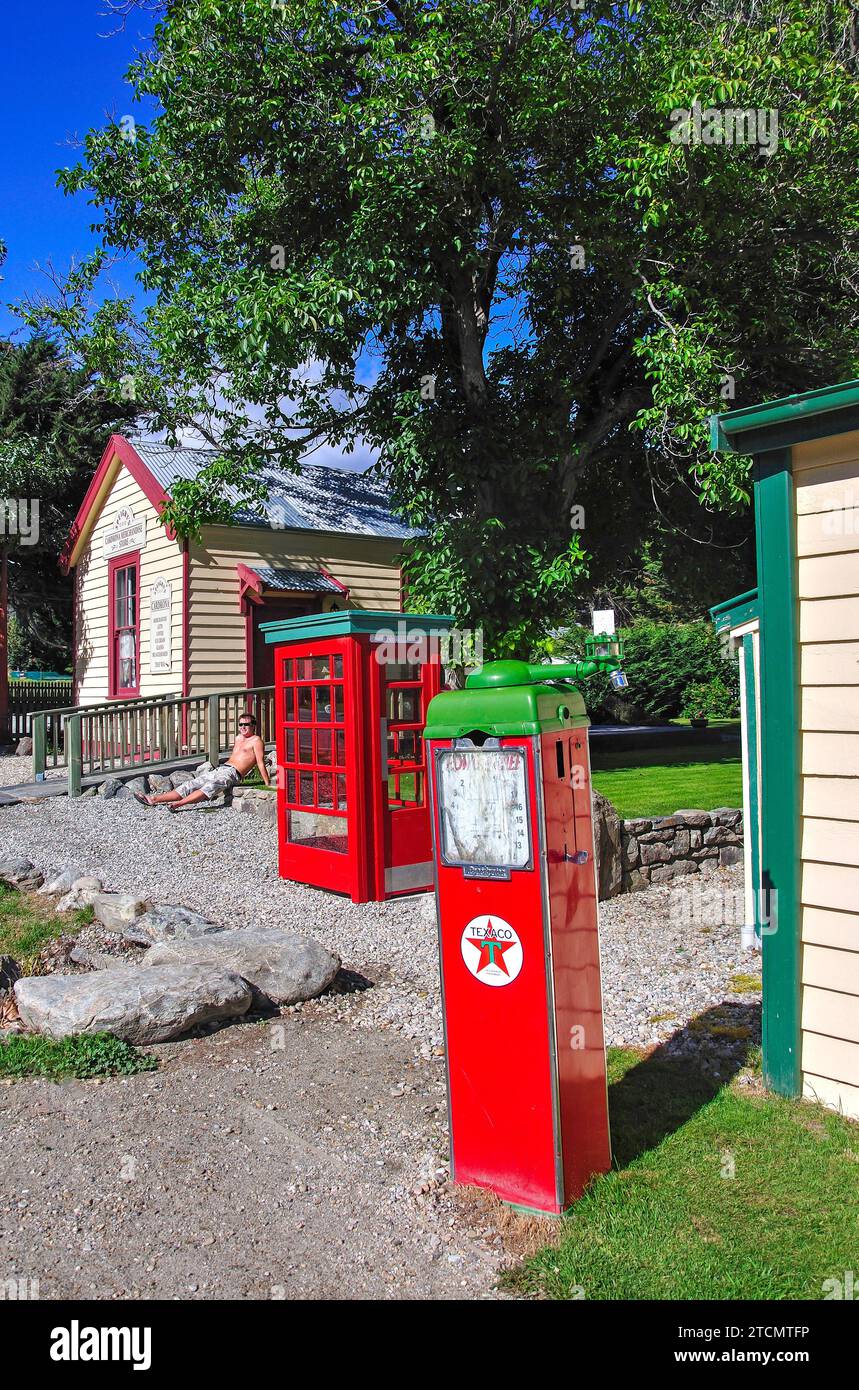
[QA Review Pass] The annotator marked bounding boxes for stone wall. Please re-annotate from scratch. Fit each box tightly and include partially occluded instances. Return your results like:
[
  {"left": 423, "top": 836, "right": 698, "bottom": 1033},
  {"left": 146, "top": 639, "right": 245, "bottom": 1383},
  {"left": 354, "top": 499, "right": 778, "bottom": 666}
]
[{"left": 620, "top": 808, "right": 743, "bottom": 893}]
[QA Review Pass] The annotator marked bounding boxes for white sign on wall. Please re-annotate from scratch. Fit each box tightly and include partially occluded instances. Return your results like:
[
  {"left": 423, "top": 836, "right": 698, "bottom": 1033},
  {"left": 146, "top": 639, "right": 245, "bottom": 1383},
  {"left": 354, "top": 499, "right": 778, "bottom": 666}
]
[
  {"left": 149, "top": 576, "right": 173, "bottom": 674},
  {"left": 103, "top": 506, "right": 146, "bottom": 559}
]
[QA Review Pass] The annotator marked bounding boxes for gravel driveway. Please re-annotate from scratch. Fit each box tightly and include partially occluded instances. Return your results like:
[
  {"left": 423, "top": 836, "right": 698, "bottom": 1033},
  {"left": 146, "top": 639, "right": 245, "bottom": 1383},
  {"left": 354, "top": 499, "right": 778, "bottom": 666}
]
[{"left": 0, "top": 774, "right": 759, "bottom": 1298}]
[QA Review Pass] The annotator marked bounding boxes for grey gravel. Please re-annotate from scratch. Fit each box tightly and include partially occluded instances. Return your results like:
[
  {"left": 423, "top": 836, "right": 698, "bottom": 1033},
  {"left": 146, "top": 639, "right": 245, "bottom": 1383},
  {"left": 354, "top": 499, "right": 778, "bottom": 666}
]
[{"left": 0, "top": 787, "right": 759, "bottom": 1055}]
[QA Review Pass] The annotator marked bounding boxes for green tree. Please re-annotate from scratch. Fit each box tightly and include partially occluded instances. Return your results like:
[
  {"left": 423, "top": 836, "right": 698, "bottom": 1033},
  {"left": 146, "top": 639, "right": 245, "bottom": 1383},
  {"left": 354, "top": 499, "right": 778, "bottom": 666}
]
[
  {"left": 0, "top": 334, "right": 135, "bottom": 666},
  {"left": 25, "top": 0, "right": 859, "bottom": 652}
]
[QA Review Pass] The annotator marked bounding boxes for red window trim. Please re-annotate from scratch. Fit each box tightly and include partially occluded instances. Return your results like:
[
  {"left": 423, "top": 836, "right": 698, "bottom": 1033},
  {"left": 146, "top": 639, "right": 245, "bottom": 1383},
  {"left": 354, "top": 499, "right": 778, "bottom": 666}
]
[{"left": 108, "top": 550, "right": 141, "bottom": 699}]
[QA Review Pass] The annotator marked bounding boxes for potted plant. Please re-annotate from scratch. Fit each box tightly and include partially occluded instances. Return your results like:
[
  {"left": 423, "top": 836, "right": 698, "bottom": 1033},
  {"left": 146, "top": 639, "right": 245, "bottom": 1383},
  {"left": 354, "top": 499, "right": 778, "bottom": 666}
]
[{"left": 690, "top": 707, "right": 709, "bottom": 729}]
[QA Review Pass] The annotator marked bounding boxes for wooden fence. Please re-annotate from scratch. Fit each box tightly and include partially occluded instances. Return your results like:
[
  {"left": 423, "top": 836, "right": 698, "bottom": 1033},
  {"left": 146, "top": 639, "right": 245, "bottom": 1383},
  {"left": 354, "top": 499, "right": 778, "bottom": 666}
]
[{"left": 8, "top": 679, "right": 73, "bottom": 741}]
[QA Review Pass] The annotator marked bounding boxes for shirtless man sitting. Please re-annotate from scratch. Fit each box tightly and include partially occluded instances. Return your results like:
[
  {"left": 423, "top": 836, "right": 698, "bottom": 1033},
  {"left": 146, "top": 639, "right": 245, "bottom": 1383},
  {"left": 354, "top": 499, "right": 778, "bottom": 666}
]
[{"left": 136, "top": 713, "right": 271, "bottom": 812}]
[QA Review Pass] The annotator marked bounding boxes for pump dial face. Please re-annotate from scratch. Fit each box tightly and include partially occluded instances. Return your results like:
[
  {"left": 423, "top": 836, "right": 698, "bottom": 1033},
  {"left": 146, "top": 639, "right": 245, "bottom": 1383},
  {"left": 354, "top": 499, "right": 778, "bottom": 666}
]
[{"left": 435, "top": 747, "right": 531, "bottom": 870}]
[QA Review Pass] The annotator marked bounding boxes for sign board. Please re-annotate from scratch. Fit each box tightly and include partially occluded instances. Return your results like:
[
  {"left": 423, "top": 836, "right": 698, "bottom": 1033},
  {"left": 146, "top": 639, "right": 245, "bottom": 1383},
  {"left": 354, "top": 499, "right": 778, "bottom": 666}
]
[
  {"left": 149, "top": 576, "right": 172, "bottom": 674},
  {"left": 435, "top": 746, "right": 531, "bottom": 871},
  {"left": 103, "top": 506, "right": 146, "bottom": 559},
  {"left": 592, "top": 608, "right": 615, "bottom": 635}
]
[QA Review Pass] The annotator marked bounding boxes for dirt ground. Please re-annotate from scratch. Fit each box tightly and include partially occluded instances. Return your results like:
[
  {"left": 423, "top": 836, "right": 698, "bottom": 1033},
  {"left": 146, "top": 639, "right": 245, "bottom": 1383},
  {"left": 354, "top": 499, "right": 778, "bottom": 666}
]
[{"left": 0, "top": 993, "right": 514, "bottom": 1301}]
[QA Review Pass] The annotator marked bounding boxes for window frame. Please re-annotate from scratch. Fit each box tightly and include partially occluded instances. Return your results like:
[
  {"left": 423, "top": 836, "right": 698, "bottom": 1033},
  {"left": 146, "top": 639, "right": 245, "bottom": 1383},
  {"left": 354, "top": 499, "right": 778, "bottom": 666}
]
[{"left": 108, "top": 550, "right": 141, "bottom": 699}]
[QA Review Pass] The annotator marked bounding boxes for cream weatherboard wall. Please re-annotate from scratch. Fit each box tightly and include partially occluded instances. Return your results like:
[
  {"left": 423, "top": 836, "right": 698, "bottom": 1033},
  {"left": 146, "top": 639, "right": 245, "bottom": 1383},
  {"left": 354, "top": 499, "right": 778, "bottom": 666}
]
[
  {"left": 186, "top": 524, "right": 403, "bottom": 693},
  {"left": 74, "top": 466, "right": 184, "bottom": 704},
  {"left": 794, "top": 428, "right": 859, "bottom": 1119}
]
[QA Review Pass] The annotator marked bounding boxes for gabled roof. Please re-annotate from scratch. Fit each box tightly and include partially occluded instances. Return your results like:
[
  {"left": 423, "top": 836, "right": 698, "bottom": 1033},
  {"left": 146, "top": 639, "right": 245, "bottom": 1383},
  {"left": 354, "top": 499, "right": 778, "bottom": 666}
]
[{"left": 62, "top": 434, "right": 413, "bottom": 572}]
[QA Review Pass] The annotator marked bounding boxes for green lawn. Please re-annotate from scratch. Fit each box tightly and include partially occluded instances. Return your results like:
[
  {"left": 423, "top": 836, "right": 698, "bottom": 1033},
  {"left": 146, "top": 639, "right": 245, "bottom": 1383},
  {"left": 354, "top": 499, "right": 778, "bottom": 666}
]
[
  {"left": 512, "top": 1047, "right": 859, "bottom": 1301},
  {"left": 0, "top": 882, "right": 93, "bottom": 973},
  {"left": 591, "top": 742, "right": 742, "bottom": 819}
]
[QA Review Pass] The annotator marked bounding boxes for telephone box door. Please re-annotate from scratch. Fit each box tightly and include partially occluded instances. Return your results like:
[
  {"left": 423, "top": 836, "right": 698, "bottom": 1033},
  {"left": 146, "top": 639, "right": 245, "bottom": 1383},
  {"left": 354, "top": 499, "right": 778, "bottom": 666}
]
[
  {"left": 276, "top": 637, "right": 365, "bottom": 899},
  {"left": 375, "top": 655, "right": 439, "bottom": 896}
]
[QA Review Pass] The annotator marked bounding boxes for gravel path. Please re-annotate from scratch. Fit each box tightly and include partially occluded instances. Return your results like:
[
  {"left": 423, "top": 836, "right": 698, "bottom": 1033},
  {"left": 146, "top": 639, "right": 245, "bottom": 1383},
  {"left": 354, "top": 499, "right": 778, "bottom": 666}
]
[{"left": 0, "top": 779, "right": 759, "bottom": 1299}]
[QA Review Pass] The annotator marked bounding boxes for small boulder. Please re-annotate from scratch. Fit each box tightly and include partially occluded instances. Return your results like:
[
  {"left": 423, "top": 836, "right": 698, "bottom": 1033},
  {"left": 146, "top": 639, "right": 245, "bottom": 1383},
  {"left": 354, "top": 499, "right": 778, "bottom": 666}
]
[
  {"left": 147, "top": 773, "right": 173, "bottom": 794},
  {"left": 15, "top": 736, "right": 33, "bottom": 757},
  {"left": 142, "top": 927, "right": 340, "bottom": 1007},
  {"left": 56, "top": 876, "right": 106, "bottom": 914},
  {"left": 99, "top": 777, "right": 124, "bottom": 799},
  {"left": 38, "top": 870, "right": 78, "bottom": 897},
  {"left": 92, "top": 893, "right": 150, "bottom": 931},
  {"left": 14, "top": 963, "right": 253, "bottom": 1044},
  {"left": 169, "top": 770, "right": 192, "bottom": 789},
  {"left": 124, "top": 904, "right": 225, "bottom": 946},
  {"left": 0, "top": 857, "right": 43, "bottom": 890}
]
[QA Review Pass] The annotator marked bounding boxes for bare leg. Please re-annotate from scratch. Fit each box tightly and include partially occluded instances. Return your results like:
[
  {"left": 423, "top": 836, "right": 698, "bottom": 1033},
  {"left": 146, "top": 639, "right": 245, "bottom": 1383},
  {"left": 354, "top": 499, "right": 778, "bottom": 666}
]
[
  {"left": 141, "top": 789, "right": 182, "bottom": 806},
  {"left": 167, "top": 789, "right": 209, "bottom": 812}
]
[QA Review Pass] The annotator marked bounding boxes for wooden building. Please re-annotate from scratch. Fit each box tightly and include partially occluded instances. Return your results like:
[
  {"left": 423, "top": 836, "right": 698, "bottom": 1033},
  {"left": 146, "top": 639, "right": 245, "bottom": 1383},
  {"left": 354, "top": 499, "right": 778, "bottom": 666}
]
[
  {"left": 62, "top": 434, "right": 409, "bottom": 703},
  {"left": 713, "top": 380, "right": 859, "bottom": 1120}
]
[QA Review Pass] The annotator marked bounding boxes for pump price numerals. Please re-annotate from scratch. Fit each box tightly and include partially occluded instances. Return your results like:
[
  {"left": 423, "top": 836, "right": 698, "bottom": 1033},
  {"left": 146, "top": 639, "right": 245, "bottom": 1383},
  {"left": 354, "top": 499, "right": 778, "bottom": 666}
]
[{"left": 437, "top": 748, "right": 530, "bottom": 869}]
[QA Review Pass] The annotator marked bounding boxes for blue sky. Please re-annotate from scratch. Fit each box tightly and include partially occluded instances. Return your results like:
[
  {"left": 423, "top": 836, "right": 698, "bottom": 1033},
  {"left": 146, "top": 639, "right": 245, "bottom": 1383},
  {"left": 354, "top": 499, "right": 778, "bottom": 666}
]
[
  {"left": 0, "top": 1, "right": 380, "bottom": 470},
  {"left": 0, "top": 1, "right": 154, "bottom": 338}
]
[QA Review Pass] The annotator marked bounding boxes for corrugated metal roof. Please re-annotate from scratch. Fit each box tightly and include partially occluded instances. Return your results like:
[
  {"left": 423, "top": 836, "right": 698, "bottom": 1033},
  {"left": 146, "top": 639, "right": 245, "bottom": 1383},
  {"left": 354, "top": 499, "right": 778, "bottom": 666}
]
[
  {"left": 130, "top": 440, "right": 414, "bottom": 539},
  {"left": 250, "top": 566, "right": 344, "bottom": 594}
]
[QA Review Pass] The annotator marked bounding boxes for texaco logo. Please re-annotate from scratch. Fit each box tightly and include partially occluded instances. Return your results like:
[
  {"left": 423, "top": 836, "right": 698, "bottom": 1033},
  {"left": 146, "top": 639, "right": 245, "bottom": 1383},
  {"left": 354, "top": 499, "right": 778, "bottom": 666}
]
[{"left": 460, "top": 915, "right": 523, "bottom": 987}]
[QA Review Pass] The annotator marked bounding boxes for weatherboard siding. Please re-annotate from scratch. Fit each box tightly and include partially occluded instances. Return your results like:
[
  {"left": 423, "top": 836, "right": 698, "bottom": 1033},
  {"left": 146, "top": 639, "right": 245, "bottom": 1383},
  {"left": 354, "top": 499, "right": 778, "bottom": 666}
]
[
  {"left": 186, "top": 524, "right": 402, "bottom": 694},
  {"left": 793, "top": 431, "right": 859, "bottom": 1118},
  {"left": 75, "top": 464, "right": 184, "bottom": 705}
]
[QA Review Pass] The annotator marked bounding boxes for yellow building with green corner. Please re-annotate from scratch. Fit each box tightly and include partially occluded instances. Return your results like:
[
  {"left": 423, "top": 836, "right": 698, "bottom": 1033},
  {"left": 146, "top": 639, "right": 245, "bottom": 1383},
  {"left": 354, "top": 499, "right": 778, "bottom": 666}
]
[{"left": 712, "top": 379, "right": 859, "bottom": 1120}]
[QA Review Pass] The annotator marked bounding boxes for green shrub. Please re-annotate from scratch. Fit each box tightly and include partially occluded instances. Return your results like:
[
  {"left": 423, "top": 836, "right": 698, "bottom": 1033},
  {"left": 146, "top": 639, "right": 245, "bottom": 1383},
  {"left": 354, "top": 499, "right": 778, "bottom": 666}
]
[
  {"left": 0, "top": 1033, "right": 158, "bottom": 1080},
  {"left": 551, "top": 619, "right": 739, "bottom": 723},
  {"left": 681, "top": 676, "right": 739, "bottom": 721}
]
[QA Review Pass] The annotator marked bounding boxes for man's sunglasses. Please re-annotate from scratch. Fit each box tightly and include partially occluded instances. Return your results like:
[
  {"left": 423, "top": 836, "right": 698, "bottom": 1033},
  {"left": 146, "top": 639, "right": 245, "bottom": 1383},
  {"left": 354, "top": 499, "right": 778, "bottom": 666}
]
[{"left": 239, "top": 721, "right": 254, "bottom": 728}]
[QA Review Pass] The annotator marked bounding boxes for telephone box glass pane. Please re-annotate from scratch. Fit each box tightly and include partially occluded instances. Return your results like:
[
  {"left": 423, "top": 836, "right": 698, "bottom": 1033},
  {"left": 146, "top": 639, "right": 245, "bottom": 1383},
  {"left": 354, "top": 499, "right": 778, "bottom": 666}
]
[
  {"left": 314, "top": 686, "right": 332, "bottom": 720},
  {"left": 298, "top": 687, "right": 313, "bottom": 721},
  {"left": 436, "top": 747, "right": 531, "bottom": 869},
  {"left": 316, "top": 729, "right": 333, "bottom": 764},
  {"left": 311, "top": 657, "right": 330, "bottom": 679},
  {"left": 287, "top": 809, "right": 347, "bottom": 854}
]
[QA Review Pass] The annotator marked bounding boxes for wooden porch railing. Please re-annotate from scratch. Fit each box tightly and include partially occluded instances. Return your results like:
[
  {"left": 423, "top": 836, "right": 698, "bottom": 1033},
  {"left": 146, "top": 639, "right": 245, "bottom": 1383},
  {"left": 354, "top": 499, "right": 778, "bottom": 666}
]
[{"left": 32, "top": 686, "right": 275, "bottom": 797}]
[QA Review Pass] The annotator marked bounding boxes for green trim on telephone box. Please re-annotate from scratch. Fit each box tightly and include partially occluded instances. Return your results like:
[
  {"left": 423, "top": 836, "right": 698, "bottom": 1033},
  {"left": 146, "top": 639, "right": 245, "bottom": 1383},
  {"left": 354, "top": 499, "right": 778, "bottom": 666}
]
[{"left": 754, "top": 450, "right": 801, "bottom": 1097}]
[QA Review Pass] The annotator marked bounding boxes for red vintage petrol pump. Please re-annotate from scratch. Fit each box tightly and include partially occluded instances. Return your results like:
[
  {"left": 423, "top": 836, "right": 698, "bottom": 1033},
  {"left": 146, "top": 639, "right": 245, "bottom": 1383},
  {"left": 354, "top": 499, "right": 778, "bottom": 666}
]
[
  {"left": 424, "top": 644, "right": 626, "bottom": 1214},
  {"left": 261, "top": 610, "right": 455, "bottom": 904}
]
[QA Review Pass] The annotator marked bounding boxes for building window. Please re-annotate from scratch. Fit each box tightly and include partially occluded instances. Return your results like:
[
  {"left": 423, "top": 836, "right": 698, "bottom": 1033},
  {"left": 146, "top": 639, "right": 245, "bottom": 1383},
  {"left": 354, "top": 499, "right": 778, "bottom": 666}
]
[{"left": 110, "top": 554, "right": 140, "bottom": 697}]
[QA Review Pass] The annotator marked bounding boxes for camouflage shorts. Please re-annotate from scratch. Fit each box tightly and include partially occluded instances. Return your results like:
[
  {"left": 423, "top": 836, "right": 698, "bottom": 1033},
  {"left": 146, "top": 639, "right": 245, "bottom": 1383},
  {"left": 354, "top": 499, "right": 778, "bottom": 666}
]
[{"left": 175, "top": 764, "right": 241, "bottom": 801}]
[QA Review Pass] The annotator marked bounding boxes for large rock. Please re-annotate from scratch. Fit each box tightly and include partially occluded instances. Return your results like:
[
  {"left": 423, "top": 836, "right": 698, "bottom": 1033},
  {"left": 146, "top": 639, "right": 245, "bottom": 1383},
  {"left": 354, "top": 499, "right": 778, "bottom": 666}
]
[
  {"left": 14, "top": 963, "right": 253, "bottom": 1044},
  {"left": 238, "top": 795, "right": 277, "bottom": 826},
  {"left": 124, "top": 904, "right": 226, "bottom": 946},
  {"left": 142, "top": 927, "right": 340, "bottom": 1007},
  {"left": 15, "top": 736, "right": 33, "bottom": 757},
  {"left": 591, "top": 791, "right": 622, "bottom": 901},
  {"left": 92, "top": 893, "right": 150, "bottom": 931}
]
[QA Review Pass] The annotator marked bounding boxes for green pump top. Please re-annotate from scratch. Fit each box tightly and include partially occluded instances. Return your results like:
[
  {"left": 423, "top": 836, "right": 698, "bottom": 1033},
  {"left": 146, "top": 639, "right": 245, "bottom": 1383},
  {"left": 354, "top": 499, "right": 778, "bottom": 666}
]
[{"left": 424, "top": 643, "right": 626, "bottom": 742}]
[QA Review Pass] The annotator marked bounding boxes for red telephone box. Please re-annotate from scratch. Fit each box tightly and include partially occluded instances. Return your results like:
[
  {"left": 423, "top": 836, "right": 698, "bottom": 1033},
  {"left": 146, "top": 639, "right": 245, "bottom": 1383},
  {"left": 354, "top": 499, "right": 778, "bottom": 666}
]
[
  {"left": 261, "top": 611, "right": 455, "bottom": 904},
  {"left": 424, "top": 659, "right": 614, "bottom": 1214}
]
